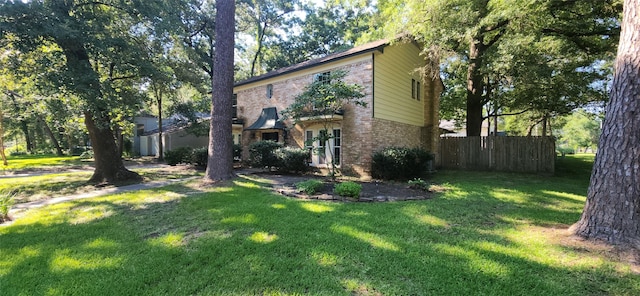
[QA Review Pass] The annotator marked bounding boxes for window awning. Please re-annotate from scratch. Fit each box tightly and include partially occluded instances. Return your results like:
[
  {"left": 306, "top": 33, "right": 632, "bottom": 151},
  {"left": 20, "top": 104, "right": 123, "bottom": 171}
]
[{"left": 245, "top": 107, "right": 286, "bottom": 130}]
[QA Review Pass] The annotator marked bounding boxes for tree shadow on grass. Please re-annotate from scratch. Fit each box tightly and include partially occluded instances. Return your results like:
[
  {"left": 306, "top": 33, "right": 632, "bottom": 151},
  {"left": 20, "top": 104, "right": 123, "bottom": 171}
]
[{"left": 0, "top": 175, "right": 638, "bottom": 295}]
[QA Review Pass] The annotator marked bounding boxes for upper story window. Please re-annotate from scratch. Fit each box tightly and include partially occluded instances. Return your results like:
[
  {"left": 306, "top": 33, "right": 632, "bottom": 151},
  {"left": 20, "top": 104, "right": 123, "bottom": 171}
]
[
  {"left": 232, "top": 94, "right": 238, "bottom": 119},
  {"left": 314, "top": 71, "right": 331, "bottom": 85},
  {"left": 412, "top": 79, "right": 416, "bottom": 99},
  {"left": 266, "top": 84, "right": 273, "bottom": 99},
  {"left": 411, "top": 78, "right": 421, "bottom": 101}
]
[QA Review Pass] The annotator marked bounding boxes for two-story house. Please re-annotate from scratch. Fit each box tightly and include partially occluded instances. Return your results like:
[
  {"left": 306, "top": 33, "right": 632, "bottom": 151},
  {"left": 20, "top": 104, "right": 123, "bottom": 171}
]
[{"left": 233, "top": 38, "right": 442, "bottom": 177}]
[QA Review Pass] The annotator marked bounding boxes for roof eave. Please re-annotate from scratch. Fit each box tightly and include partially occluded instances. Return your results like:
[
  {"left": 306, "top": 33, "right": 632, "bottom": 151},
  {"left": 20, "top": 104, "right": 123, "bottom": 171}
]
[{"left": 234, "top": 42, "right": 388, "bottom": 88}]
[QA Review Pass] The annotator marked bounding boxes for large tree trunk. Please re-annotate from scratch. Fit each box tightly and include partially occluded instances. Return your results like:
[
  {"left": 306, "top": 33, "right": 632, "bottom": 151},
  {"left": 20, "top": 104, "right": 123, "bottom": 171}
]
[
  {"left": 85, "top": 111, "right": 140, "bottom": 184},
  {"left": 56, "top": 34, "right": 140, "bottom": 183},
  {"left": 36, "top": 114, "right": 64, "bottom": 156},
  {"left": 0, "top": 109, "right": 7, "bottom": 166},
  {"left": 7, "top": 92, "right": 33, "bottom": 152},
  {"left": 157, "top": 94, "right": 164, "bottom": 162},
  {"left": 20, "top": 121, "right": 33, "bottom": 153},
  {"left": 466, "top": 40, "right": 485, "bottom": 137},
  {"left": 205, "top": 0, "right": 235, "bottom": 182},
  {"left": 571, "top": 0, "right": 640, "bottom": 247}
]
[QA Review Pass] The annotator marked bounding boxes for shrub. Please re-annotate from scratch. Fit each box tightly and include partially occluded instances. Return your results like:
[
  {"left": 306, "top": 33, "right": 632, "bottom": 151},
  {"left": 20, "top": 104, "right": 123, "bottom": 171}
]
[
  {"left": 233, "top": 144, "right": 242, "bottom": 162},
  {"left": 165, "top": 147, "right": 193, "bottom": 166},
  {"left": 408, "top": 178, "right": 430, "bottom": 191},
  {"left": 249, "top": 140, "right": 282, "bottom": 169},
  {"left": 275, "top": 147, "right": 309, "bottom": 173},
  {"left": 9, "top": 150, "right": 27, "bottom": 156},
  {"left": 334, "top": 181, "right": 362, "bottom": 199},
  {"left": 295, "top": 179, "right": 324, "bottom": 195},
  {"left": 79, "top": 150, "right": 94, "bottom": 159},
  {"left": 557, "top": 146, "right": 575, "bottom": 157},
  {"left": 191, "top": 147, "right": 208, "bottom": 168},
  {"left": 0, "top": 192, "right": 15, "bottom": 223},
  {"left": 371, "top": 147, "right": 434, "bottom": 180},
  {"left": 70, "top": 146, "right": 88, "bottom": 156}
]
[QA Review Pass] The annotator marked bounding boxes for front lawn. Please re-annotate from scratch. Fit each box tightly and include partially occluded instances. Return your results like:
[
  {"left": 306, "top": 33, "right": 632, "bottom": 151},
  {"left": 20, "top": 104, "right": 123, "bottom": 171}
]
[
  {"left": 1, "top": 168, "right": 203, "bottom": 204},
  {"left": 0, "top": 154, "right": 85, "bottom": 171},
  {"left": 1, "top": 155, "right": 638, "bottom": 295}
]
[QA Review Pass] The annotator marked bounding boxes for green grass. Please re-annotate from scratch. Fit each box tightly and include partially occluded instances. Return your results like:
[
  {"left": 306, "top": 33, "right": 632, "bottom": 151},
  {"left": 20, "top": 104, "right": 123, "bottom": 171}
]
[
  {"left": 1, "top": 154, "right": 85, "bottom": 171},
  {"left": 1, "top": 155, "right": 638, "bottom": 295},
  {"left": 0, "top": 168, "right": 203, "bottom": 204}
]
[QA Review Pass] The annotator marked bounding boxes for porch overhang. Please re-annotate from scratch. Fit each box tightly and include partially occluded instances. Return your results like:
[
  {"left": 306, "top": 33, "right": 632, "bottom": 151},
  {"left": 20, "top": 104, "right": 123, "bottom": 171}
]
[
  {"left": 245, "top": 107, "right": 285, "bottom": 130},
  {"left": 298, "top": 110, "right": 344, "bottom": 123}
]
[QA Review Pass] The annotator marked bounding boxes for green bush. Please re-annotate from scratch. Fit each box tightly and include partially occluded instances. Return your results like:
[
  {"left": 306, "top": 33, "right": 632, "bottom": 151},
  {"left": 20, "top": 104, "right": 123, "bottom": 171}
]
[
  {"left": 70, "top": 146, "right": 89, "bottom": 156},
  {"left": 79, "top": 150, "right": 94, "bottom": 159},
  {"left": 295, "top": 179, "right": 324, "bottom": 195},
  {"left": 233, "top": 144, "right": 242, "bottom": 162},
  {"left": 165, "top": 147, "right": 193, "bottom": 166},
  {"left": 407, "top": 178, "right": 430, "bottom": 191},
  {"left": 9, "top": 150, "right": 28, "bottom": 156},
  {"left": 557, "top": 146, "right": 575, "bottom": 156},
  {"left": 275, "top": 147, "right": 309, "bottom": 173},
  {"left": 249, "top": 140, "right": 282, "bottom": 169},
  {"left": 371, "top": 147, "right": 434, "bottom": 180},
  {"left": 191, "top": 147, "right": 208, "bottom": 168},
  {"left": 0, "top": 192, "right": 15, "bottom": 223},
  {"left": 334, "top": 181, "right": 362, "bottom": 199}
]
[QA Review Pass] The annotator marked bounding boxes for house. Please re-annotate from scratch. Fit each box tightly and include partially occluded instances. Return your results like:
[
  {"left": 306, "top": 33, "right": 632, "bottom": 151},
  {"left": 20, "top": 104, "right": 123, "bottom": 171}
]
[
  {"left": 134, "top": 113, "right": 218, "bottom": 157},
  {"left": 233, "top": 37, "right": 442, "bottom": 177},
  {"left": 439, "top": 119, "right": 498, "bottom": 137}
]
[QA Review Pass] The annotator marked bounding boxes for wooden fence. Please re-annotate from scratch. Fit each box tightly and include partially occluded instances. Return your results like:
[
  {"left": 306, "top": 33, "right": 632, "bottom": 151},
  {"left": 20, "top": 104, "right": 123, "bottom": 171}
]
[{"left": 439, "top": 136, "right": 555, "bottom": 173}]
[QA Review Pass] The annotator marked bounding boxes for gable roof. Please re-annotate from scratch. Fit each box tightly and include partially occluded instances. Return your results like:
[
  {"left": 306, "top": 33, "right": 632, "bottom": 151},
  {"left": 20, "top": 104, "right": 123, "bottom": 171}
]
[{"left": 235, "top": 38, "right": 390, "bottom": 87}]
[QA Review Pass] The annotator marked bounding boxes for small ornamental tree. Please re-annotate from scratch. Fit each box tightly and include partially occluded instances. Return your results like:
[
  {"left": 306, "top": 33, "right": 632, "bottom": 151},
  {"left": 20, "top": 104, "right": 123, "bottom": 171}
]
[{"left": 282, "top": 70, "right": 366, "bottom": 180}]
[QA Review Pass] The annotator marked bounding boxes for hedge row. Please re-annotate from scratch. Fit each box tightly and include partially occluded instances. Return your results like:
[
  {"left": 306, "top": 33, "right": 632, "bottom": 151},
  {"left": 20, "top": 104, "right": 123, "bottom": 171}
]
[
  {"left": 165, "top": 144, "right": 242, "bottom": 167},
  {"left": 248, "top": 140, "right": 310, "bottom": 173},
  {"left": 371, "top": 147, "right": 434, "bottom": 180}
]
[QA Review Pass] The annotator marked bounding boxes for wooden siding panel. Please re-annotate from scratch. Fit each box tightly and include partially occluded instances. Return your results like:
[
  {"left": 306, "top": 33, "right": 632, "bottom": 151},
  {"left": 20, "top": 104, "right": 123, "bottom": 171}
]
[{"left": 373, "top": 43, "right": 425, "bottom": 126}]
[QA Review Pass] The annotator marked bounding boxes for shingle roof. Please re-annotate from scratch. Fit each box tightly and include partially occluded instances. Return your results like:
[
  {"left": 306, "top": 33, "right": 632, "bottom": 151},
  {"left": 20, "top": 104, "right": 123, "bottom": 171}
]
[{"left": 234, "top": 38, "right": 390, "bottom": 87}]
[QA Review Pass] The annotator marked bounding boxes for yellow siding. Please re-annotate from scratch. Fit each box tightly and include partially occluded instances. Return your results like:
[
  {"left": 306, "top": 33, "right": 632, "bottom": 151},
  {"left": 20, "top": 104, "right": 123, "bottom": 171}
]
[{"left": 373, "top": 43, "right": 426, "bottom": 126}]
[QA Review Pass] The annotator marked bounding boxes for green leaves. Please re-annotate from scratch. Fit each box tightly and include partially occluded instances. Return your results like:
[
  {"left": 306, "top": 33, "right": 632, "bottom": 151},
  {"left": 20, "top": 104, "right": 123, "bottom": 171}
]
[
  {"left": 282, "top": 70, "right": 366, "bottom": 122},
  {"left": 381, "top": 0, "right": 619, "bottom": 134}
]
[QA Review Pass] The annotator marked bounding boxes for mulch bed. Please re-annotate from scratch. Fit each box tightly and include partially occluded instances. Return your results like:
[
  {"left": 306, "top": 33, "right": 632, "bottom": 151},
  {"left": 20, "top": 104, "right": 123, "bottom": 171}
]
[{"left": 248, "top": 172, "right": 433, "bottom": 202}]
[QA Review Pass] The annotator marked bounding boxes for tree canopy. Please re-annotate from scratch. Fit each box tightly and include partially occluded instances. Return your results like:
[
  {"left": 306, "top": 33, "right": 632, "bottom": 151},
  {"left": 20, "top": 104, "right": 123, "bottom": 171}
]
[{"left": 379, "top": 0, "right": 620, "bottom": 136}]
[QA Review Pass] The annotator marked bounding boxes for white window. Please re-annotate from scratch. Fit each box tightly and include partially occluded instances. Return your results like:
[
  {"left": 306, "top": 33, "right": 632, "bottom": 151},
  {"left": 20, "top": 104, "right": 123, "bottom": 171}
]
[
  {"left": 313, "top": 71, "right": 331, "bottom": 84},
  {"left": 266, "top": 84, "right": 273, "bottom": 99},
  {"left": 333, "top": 129, "right": 341, "bottom": 165},
  {"left": 411, "top": 79, "right": 421, "bottom": 101},
  {"left": 411, "top": 79, "right": 416, "bottom": 99},
  {"left": 232, "top": 94, "right": 238, "bottom": 118},
  {"left": 304, "top": 126, "right": 341, "bottom": 167},
  {"left": 305, "top": 130, "right": 314, "bottom": 163}
]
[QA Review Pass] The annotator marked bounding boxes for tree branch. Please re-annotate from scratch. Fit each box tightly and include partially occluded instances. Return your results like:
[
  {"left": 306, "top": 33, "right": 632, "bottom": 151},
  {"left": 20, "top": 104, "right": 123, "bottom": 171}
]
[
  {"left": 74, "top": 1, "right": 126, "bottom": 11},
  {"left": 482, "top": 108, "right": 532, "bottom": 120},
  {"left": 483, "top": 20, "right": 510, "bottom": 48},
  {"left": 109, "top": 75, "right": 137, "bottom": 82}
]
